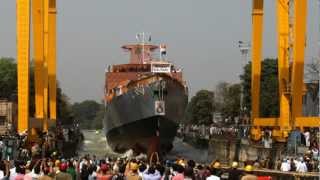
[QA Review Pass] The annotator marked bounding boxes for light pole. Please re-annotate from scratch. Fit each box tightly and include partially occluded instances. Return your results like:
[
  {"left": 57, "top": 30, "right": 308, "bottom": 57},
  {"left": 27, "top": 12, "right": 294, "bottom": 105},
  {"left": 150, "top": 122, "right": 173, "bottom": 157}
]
[{"left": 238, "top": 41, "right": 250, "bottom": 124}]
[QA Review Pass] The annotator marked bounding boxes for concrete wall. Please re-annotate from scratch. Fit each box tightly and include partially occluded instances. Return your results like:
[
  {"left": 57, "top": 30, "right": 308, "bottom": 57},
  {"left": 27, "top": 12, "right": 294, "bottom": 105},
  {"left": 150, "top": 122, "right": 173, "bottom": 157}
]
[
  {"left": 208, "top": 137, "right": 278, "bottom": 164},
  {"left": 208, "top": 138, "right": 235, "bottom": 163}
]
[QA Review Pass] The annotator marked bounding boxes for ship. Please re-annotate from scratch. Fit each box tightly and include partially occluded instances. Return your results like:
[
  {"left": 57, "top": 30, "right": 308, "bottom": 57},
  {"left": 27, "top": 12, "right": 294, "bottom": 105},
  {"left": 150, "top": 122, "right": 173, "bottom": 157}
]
[{"left": 104, "top": 36, "right": 188, "bottom": 154}]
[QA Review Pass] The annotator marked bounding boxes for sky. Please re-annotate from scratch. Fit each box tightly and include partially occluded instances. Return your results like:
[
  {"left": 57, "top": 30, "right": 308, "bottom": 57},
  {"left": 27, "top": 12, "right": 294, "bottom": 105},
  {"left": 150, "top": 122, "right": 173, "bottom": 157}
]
[{"left": 0, "top": 1, "right": 319, "bottom": 103}]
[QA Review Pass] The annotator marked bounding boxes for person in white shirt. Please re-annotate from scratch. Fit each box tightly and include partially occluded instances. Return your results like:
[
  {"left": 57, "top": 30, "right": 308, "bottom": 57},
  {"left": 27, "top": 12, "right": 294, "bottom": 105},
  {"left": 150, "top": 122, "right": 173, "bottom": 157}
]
[
  {"left": 280, "top": 159, "right": 291, "bottom": 172},
  {"left": 303, "top": 131, "right": 310, "bottom": 147},
  {"left": 296, "top": 159, "right": 308, "bottom": 173},
  {"left": 9, "top": 162, "right": 17, "bottom": 180},
  {"left": 209, "top": 126, "right": 215, "bottom": 137},
  {"left": 311, "top": 147, "right": 319, "bottom": 160},
  {"left": 206, "top": 168, "right": 220, "bottom": 180}
]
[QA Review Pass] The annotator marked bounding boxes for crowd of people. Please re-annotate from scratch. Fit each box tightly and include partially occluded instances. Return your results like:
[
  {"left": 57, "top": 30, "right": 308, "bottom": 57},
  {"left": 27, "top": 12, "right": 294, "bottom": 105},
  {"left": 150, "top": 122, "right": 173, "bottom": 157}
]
[
  {"left": 0, "top": 139, "right": 317, "bottom": 179},
  {"left": 178, "top": 124, "right": 240, "bottom": 140},
  {"left": 178, "top": 124, "right": 320, "bottom": 173},
  {"left": 0, "top": 122, "right": 317, "bottom": 179},
  {"left": 277, "top": 153, "right": 320, "bottom": 173},
  {"left": 0, "top": 153, "right": 280, "bottom": 180}
]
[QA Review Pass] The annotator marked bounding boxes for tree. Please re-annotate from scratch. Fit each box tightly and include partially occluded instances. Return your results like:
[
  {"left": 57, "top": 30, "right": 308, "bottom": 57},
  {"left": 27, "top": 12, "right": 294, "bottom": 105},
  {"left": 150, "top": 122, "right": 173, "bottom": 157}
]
[
  {"left": 221, "top": 83, "right": 241, "bottom": 120},
  {"left": 71, "top": 100, "right": 102, "bottom": 129},
  {"left": 57, "top": 85, "right": 73, "bottom": 125},
  {"left": 0, "top": 57, "right": 17, "bottom": 99},
  {"left": 240, "top": 58, "right": 279, "bottom": 117},
  {"left": 0, "top": 57, "right": 73, "bottom": 124},
  {"left": 185, "top": 90, "right": 214, "bottom": 125},
  {"left": 0, "top": 57, "right": 35, "bottom": 114},
  {"left": 214, "top": 82, "right": 241, "bottom": 123},
  {"left": 305, "top": 58, "right": 320, "bottom": 82},
  {"left": 93, "top": 102, "right": 105, "bottom": 129}
]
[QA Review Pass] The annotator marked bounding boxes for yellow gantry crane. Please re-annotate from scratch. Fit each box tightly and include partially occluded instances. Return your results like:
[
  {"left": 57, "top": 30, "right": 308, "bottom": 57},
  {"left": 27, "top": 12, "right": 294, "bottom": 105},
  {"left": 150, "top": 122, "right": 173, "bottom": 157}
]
[
  {"left": 16, "top": 0, "right": 57, "bottom": 134},
  {"left": 250, "top": 0, "right": 320, "bottom": 142}
]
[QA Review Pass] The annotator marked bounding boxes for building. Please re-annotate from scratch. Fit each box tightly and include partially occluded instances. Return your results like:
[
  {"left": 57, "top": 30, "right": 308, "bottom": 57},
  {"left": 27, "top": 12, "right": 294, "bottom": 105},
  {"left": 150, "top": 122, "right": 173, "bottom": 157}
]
[
  {"left": 303, "top": 82, "right": 319, "bottom": 116},
  {"left": 0, "top": 100, "right": 17, "bottom": 134}
]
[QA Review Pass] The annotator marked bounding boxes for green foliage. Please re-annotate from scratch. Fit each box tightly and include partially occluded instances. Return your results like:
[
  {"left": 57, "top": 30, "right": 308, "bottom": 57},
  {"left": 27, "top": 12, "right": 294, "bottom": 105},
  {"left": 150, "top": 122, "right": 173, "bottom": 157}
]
[
  {"left": 0, "top": 57, "right": 72, "bottom": 124},
  {"left": 215, "top": 82, "right": 241, "bottom": 120},
  {"left": 57, "top": 86, "right": 73, "bottom": 125},
  {"left": 186, "top": 84, "right": 241, "bottom": 125},
  {"left": 0, "top": 57, "right": 17, "bottom": 99},
  {"left": 186, "top": 90, "right": 214, "bottom": 125},
  {"left": 240, "top": 58, "right": 279, "bottom": 117},
  {"left": 71, "top": 100, "right": 104, "bottom": 129},
  {"left": 0, "top": 57, "right": 35, "bottom": 114},
  {"left": 93, "top": 102, "right": 105, "bottom": 129},
  {"left": 305, "top": 58, "right": 320, "bottom": 82}
]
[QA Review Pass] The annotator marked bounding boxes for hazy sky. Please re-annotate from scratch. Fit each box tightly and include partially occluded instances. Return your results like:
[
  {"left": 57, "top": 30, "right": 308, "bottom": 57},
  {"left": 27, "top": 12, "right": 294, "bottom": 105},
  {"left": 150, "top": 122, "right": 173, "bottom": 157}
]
[{"left": 0, "top": 1, "right": 319, "bottom": 102}]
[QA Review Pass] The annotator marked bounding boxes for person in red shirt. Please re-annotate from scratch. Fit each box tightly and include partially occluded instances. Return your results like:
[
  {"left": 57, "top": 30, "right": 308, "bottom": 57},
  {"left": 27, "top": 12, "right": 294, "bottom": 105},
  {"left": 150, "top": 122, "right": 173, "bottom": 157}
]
[
  {"left": 97, "top": 163, "right": 113, "bottom": 180},
  {"left": 172, "top": 164, "right": 184, "bottom": 180},
  {"left": 14, "top": 164, "right": 25, "bottom": 180}
]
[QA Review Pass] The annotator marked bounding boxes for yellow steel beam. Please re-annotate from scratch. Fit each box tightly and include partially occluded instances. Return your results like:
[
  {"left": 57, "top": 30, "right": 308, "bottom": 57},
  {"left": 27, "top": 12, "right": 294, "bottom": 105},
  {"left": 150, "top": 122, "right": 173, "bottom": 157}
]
[
  {"left": 276, "top": 0, "right": 291, "bottom": 132},
  {"left": 48, "top": 0, "right": 57, "bottom": 120},
  {"left": 252, "top": 118, "right": 277, "bottom": 126},
  {"left": 251, "top": 0, "right": 264, "bottom": 120},
  {"left": 252, "top": 118, "right": 289, "bottom": 142},
  {"left": 32, "top": 0, "right": 45, "bottom": 119},
  {"left": 291, "top": 0, "right": 307, "bottom": 122},
  {"left": 295, "top": 117, "right": 320, "bottom": 129},
  {"left": 17, "top": 0, "right": 30, "bottom": 133},
  {"left": 43, "top": 0, "right": 49, "bottom": 132}
]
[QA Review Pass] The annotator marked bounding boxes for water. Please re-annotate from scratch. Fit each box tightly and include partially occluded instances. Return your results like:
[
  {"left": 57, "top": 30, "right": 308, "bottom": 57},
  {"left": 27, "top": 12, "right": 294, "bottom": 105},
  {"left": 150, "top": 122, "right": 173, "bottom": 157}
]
[
  {"left": 78, "top": 130, "right": 120, "bottom": 158},
  {"left": 166, "top": 138, "right": 210, "bottom": 163},
  {"left": 79, "top": 130, "right": 209, "bottom": 163}
]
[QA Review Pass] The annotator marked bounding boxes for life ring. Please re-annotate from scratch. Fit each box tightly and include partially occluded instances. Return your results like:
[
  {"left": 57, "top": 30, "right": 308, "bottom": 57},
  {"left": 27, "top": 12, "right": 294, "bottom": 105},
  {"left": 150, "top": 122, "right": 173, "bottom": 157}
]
[{"left": 156, "top": 106, "right": 164, "bottom": 114}]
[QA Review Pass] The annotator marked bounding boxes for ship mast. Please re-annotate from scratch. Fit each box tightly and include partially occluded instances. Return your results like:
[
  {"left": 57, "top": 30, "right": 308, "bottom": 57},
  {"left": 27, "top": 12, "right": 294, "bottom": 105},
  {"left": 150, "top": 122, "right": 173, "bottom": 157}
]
[
  {"left": 142, "top": 32, "right": 145, "bottom": 64},
  {"left": 136, "top": 32, "right": 151, "bottom": 64}
]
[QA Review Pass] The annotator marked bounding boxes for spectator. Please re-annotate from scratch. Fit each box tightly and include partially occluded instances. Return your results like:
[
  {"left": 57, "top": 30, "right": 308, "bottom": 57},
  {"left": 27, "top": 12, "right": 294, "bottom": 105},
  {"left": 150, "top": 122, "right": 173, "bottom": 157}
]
[
  {"left": 296, "top": 158, "right": 308, "bottom": 173},
  {"left": 228, "top": 161, "right": 242, "bottom": 180},
  {"left": 56, "top": 162, "right": 72, "bottom": 180},
  {"left": 126, "top": 162, "right": 141, "bottom": 180},
  {"left": 280, "top": 159, "right": 290, "bottom": 172},
  {"left": 241, "top": 165, "right": 257, "bottom": 180}
]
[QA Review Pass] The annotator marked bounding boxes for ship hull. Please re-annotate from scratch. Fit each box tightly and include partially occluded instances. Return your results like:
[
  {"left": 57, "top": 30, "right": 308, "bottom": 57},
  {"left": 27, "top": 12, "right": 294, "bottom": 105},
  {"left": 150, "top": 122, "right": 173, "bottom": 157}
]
[{"left": 104, "top": 78, "right": 188, "bottom": 154}]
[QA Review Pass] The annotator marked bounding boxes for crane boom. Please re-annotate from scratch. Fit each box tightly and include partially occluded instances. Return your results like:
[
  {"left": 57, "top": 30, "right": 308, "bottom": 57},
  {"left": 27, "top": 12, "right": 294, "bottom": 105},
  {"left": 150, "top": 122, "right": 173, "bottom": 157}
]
[
  {"left": 291, "top": 0, "right": 307, "bottom": 126},
  {"left": 17, "top": 0, "right": 30, "bottom": 133},
  {"left": 250, "top": 0, "right": 320, "bottom": 142},
  {"left": 48, "top": 0, "right": 57, "bottom": 121},
  {"left": 32, "top": 0, "right": 45, "bottom": 119},
  {"left": 251, "top": 0, "right": 264, "bottom": 121},
  {"left": 277, "top": 0, "right": 290, "bottom": 137},
  {"left": 16, "top": 0, "right": 57, "bottom": 134}
]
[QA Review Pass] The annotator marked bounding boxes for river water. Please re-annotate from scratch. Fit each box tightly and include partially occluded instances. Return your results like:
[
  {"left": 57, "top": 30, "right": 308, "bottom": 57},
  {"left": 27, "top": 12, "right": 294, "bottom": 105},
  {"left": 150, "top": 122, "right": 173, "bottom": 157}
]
[{"left": 79, "top": 130, "right": 210, "bottom": 163}]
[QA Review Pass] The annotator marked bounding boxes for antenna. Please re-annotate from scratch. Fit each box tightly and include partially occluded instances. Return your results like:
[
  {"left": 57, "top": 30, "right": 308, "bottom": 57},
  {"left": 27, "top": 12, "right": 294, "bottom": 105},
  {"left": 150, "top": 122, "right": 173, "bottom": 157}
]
[
  {"left": 136, "top": 32, "right": 152, "bottom": 64},
  {"left": 142, "top": 32, "right": 145, "bottom": 63}
]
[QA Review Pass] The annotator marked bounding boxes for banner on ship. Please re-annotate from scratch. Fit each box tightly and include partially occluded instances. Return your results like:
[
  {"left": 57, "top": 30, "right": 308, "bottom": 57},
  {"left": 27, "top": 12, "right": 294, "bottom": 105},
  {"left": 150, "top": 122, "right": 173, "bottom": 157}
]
[
  {"left": 151, "top": 63, "right": 171, "bottom": 73},
  {"left": 155, "top": 100, "right": 165, "bottom": 115}
]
